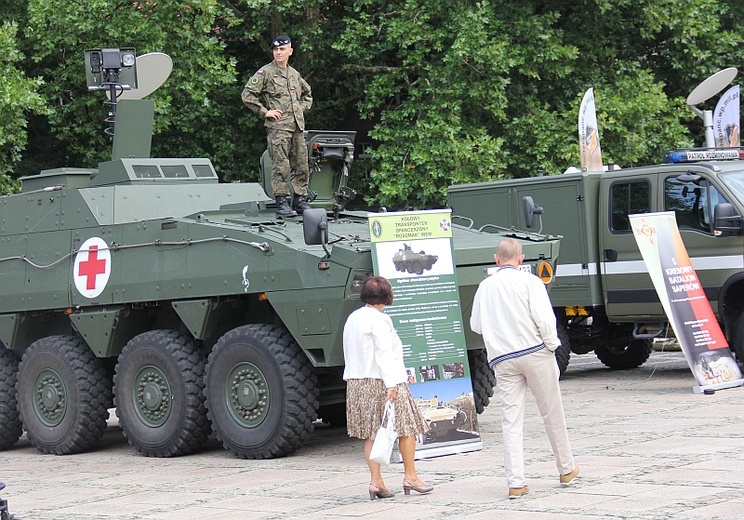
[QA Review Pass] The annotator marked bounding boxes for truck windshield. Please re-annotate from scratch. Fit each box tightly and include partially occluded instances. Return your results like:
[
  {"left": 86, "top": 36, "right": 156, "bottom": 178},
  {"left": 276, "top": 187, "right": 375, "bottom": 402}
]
[{"left": 719, "top": 171, "right": 744, "bottom": 206}]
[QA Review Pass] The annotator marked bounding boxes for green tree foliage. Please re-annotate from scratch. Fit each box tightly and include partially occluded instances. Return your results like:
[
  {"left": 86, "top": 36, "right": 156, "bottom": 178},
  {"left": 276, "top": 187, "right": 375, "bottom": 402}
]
[
  {"left": 0, "top": 21, "right": 48, "bottom": 192},
  {"left": 1, "top": 0, "right": 741, "bottom": 207},
  {"left": 20, "top": 0, "right": 238, "bottom": 175}
]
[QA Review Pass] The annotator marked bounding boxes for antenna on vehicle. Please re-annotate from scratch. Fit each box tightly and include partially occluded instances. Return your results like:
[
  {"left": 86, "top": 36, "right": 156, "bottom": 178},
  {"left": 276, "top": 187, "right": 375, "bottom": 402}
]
[{"left": 686, "top": 67, "right": 738, "bottom": 148}]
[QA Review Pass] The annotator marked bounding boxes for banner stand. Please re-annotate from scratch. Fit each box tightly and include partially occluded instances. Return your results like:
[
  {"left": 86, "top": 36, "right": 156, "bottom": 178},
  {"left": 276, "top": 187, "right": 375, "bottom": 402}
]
[
  {"left": 368, "top": 209, "right": 483, "bottom": 461},
  {"left": 630, "top": 212, "right": 744, "bottom": 394},
  {"left": 693, "top": 379, "right": 744, "bottom": 394}
]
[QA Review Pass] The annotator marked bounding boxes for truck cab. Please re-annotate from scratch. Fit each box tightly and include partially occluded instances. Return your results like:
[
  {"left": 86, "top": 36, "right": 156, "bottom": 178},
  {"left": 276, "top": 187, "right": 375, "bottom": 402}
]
[{"left": 447, "top": 149, "right": 744, "bottom": 370}]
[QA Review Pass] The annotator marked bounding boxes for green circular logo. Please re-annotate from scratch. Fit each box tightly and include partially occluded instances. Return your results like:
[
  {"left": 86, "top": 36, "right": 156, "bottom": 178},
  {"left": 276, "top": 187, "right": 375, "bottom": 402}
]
[{"left": 372, "top": 220, "right": 382, "bottom": 238}]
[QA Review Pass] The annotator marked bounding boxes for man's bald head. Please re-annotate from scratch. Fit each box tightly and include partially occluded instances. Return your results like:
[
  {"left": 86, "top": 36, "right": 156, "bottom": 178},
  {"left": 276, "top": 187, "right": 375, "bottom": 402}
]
[{"left": 495, "top": 238, "right": 524, "bottom": 266}]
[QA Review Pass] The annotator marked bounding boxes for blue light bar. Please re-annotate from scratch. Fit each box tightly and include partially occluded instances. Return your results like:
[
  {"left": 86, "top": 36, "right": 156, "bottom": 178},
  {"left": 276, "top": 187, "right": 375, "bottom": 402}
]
[{"left": 666, "top": 149, "right": 744, "bottom": 163}]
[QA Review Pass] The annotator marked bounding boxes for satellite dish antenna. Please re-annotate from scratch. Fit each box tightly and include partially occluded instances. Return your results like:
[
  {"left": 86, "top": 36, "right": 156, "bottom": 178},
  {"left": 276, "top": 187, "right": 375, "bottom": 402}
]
[
  {"left": 686, "top": 67, "right": 738, "bottom": 147},
  {"left": 107, "top": 52, "right": 173, "bottom": 100}
]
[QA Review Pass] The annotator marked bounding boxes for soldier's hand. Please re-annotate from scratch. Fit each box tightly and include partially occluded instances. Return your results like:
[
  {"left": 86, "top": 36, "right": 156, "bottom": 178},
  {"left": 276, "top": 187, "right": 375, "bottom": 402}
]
[{"left": 266, "top": 110, "right": 283, "bottom": 120}]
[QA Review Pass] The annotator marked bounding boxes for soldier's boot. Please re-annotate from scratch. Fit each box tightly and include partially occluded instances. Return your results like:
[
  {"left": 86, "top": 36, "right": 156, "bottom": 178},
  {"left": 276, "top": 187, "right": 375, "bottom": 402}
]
[
  {"left": 275, "top": 196, "right": 298, "bottom": 219},
  {"left": 292, "top": 195, "right": 310, "bottom": 215}
]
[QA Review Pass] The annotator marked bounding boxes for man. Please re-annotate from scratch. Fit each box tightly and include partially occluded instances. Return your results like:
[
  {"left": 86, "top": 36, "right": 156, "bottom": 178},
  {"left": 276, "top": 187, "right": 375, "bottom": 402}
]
[
  {"left": 470, "top": 238, "right": 579, "bottom": 499},
  {"left": 242, "top": 35, "right": 313, "bottom": 218}
]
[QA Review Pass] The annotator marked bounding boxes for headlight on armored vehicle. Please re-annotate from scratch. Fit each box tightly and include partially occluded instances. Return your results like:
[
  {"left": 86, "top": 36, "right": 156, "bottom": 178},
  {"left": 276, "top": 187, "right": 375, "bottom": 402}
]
[{"left": 348, "top": 271, "right": 373, "bottom": 296}]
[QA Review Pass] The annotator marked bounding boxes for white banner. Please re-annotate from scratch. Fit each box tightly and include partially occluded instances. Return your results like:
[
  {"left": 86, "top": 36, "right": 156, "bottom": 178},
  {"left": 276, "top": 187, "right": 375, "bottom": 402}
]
[
  {"left": 629, "top": 212, "right": 744, "bottom": 393},
  {"left": 714, "top": 85, "right": 740, "bottom": 148},
  {"left": 578, "top": 87, "right": 603, "bottom": 172}
]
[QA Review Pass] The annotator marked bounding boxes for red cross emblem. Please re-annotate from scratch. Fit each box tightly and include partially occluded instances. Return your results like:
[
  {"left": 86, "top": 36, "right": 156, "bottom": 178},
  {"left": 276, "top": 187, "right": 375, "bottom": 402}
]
[
  {"left": 73, "top": 237, "right": 112, "bottom": 298},
  {"left": 78, "top": 245, "right": 107, "bottom": 290}
]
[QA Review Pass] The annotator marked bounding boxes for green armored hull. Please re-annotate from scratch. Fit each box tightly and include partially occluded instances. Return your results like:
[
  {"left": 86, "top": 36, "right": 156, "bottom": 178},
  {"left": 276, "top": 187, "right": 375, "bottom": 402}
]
[{"left": 0, "top": 155, "right": 560, "bottom": 459}]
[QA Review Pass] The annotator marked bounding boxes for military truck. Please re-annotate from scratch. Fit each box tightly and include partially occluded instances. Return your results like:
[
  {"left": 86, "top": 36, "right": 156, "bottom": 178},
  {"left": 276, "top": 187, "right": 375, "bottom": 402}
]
[
  {"left": 448, "top": 148, "right": 744, "bottom": 371},
  {"left": 0, "top": 49, "right": 561, "bottom": 460}
]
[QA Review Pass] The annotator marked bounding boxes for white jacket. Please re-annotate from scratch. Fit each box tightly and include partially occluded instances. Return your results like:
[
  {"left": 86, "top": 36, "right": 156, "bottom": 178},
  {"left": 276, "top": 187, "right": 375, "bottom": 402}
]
[
  {"left": 342, "top": 306, "right": 408, "bottom": 388},
  {"left": 470, "top": 265, "right": 560, "bottom": 367}
]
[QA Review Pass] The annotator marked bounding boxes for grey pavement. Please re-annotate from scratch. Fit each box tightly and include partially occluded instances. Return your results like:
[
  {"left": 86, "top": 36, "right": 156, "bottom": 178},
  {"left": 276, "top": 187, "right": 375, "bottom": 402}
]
[{"left": 2, "top": 350, "right": 744, "bottom": 519}]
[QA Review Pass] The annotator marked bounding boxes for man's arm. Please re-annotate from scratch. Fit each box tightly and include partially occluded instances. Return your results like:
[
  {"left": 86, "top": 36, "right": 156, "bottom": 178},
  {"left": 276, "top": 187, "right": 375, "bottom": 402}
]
[
  {"left": 241, "top": 71, "right": 269, "bottom": 118},
  {"left": 469, "top": 284, "right": 483, "bottom": 335},
  {"left": 529, "top": 279, "right": 560, "bottom": 350},
  {"left": 299, "top": 77, "right": 313, "bottom": 112}
]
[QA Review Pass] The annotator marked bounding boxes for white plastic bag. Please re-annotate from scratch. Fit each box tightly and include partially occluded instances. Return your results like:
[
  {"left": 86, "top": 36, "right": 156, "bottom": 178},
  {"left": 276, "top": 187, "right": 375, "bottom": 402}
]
[{"left": 369, "top": 401, "right": 396, "bottom": 465}]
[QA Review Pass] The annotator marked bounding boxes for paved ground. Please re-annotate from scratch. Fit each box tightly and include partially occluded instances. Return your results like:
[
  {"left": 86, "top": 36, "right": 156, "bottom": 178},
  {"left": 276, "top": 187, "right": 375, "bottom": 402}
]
[{"left": 2, "top": 349, "right": 744, "bottom": 520}]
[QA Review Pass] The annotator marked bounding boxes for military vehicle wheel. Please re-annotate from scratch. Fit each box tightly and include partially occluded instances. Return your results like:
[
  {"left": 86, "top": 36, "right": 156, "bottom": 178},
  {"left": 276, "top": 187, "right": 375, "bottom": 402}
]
[
  {"left": 114, "top": 330, "right": 210, "bottom": 457},
  {"left": 412, "top": 260, "right": 424, "bottom": 275},
  {"left": 17, "top": 336, "right": 111, "bottom": 455},
  {"left": 205, "top": 324, "right": 319, "bottom": 459},
  {"left": 0, "top": 348, "right": 22, "bottom": 450},
  {"left": 595, "top": 337, "right": 653, "bottom": 370},
  {"left": 731, "top": 314, "right": 744, "bottom": 362},
  {"left": 467, "top": 348, "right": 495, "bottom": 414},
  {"left": 555, "top": 323, "right": 571, "bottom": 377},
  {"left": 405, "top": 261, "right": 413, "bottom": 273}
]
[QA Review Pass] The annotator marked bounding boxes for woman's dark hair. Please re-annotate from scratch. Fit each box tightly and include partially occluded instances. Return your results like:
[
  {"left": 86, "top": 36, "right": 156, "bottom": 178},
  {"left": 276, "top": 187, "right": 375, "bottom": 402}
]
[{"left": 360, "top": 276, "right": 394, "bottom": 306}]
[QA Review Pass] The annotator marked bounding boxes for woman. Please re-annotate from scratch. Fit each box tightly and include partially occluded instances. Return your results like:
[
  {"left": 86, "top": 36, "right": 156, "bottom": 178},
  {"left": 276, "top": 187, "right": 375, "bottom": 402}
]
[{"left": 343, "top": 276, "right": 434, "bottom": 500}]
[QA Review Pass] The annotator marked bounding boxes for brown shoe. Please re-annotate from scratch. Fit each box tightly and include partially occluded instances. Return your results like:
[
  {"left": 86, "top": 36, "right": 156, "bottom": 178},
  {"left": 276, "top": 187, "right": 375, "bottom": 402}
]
[
  {"left": 508, "top": 485, "right": 529, "bottom": 499},
  {"left": 560, "top": 465, "right": 580, "bottom": 486}
]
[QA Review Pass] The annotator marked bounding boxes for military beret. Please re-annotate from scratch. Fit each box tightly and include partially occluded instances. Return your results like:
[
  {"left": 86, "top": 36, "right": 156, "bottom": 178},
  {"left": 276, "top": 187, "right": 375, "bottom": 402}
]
[{"left": 271, "top": 35, "right": 291, "bottom": 48}]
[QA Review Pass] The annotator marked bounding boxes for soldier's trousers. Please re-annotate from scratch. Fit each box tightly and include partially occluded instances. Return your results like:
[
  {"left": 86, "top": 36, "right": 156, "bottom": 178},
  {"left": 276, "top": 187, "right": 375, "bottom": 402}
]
[{"left": 267, "top": 128, "right": 309, "bottom": 197}]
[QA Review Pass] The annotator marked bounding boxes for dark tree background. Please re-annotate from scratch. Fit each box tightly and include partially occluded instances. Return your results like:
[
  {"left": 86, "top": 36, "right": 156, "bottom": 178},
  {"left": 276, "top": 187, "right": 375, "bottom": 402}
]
[{"left": 1, "top": 0, "right": 741, "bottom": 208}]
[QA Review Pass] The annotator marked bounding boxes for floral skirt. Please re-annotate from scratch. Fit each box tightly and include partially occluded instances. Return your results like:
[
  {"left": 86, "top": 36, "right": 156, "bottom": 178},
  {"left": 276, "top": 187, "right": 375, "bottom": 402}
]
[{"left": 346, "top": 378, "right": 429, "bottom": 439}]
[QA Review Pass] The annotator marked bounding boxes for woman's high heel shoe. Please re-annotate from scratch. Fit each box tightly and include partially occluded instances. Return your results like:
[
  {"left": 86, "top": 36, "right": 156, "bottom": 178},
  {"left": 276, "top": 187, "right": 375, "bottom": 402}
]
[
  {"left": 403, "top": 478, "right": 434, "bottom": 495},
  {"left": 368, "top": 483, "right": 395, "bottom": 500}
]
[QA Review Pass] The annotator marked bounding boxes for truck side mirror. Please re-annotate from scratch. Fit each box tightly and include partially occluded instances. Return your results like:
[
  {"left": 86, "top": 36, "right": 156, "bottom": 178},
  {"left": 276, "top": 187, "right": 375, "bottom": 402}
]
[
  {"left": 303, "top": 208, "right": 331, "bottom": 269},
  {"left": 303, "top": 208, "right": 327, "bottom": 245},
  {"left": 522, "top": 196, "right": 544, "bottom": 229},
  {"left": 713, "top": 202, "right": 742, "bottom": 237}
]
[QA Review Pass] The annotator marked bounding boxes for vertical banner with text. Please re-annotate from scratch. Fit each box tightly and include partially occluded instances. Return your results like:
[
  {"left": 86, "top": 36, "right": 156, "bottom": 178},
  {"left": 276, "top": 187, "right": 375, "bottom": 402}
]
[
  {"left": 630, "top": 212, "right": 744, "bottom": 392},
  {"left": 579, "top": 87, "right": 604, "bottom": 172},
  {"left": 369, "top": 209, "right": 483, "bottom": 459}
]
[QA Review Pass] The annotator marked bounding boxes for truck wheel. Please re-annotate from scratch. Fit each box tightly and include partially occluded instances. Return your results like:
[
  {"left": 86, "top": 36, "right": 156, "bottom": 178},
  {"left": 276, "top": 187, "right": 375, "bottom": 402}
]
[
  {"left": 17, "top": 336, "right": 111, "bottom": 454},
  {"left": 595, "top": 337, "right": 653, "bottom": 370},
  {"left": 413, "top": 261, "right": 424, "bottom": 275},
  {"left": 205, "top": 324, "right": 319, "bottom": 459},
  {"left": 0, "top": 348, "right": 22, "bottom": 451},
  {"left": 731, "top": 314, "right": 744, "bottom": 361},
  {"left": 555, "top": 323, "right": 571, "bottom": 377},
  {"left": 467, "top": 348, "right": 495, "bottom": 414},
  {"left": 114, "top": 330, "right": 210, "bottom": 457}
]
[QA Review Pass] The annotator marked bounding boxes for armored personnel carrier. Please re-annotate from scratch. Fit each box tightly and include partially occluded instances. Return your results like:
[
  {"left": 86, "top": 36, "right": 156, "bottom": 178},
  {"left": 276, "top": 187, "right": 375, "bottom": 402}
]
[
  {"left": 0, "top": 49, "right": 561, "bottom": 459},
  {"left": 392, "top": 243, "right": 439, "bottom": 274}
]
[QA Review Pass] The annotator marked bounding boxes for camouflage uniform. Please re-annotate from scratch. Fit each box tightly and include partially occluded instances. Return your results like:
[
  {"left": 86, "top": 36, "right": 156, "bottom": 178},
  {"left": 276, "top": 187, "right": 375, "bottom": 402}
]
[{"left": 241, "top": 61, "right": 313, "bottom": 198}]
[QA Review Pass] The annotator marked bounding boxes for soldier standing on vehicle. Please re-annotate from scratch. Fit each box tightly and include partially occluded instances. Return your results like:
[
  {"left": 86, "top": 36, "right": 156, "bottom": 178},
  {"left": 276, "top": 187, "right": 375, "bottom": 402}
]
[
  {"left": 470, "top": 238, "right": 579, "bottom": 499},
  {"left": 242, "top": 35, "right": 313, "bottom": 219}
]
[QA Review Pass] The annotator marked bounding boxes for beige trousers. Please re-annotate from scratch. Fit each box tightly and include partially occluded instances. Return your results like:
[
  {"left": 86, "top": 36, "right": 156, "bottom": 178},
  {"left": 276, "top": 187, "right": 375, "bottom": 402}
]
[{"left": 493, "top": 347, "right": 575, "bottom": 487}]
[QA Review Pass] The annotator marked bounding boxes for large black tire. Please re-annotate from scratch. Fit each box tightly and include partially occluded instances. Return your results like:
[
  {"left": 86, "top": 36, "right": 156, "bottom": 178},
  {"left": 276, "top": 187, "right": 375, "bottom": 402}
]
[
  {"left": 595, "top": 336, "right": 653, "bottom": 370},
  {"left": 114, "top": 330, "right": 210, "bottom": 457},
  {"left": 17, "top": 336, "right": 111, "bottom": 455},
  {"left": 731, "top": 313, "right": 744, "bottom": 362},
  {"left": 468, "top": 348, "right": 495, "bottom": 414},
  {"left": 204, "top": 324, "right": 319, "bottom": 459},
  {"left": 555, "top": 323, "right": 571, "bottom": 377},
  {"left": 0, "top": 348, "right": 22, "bottom": 451}
]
